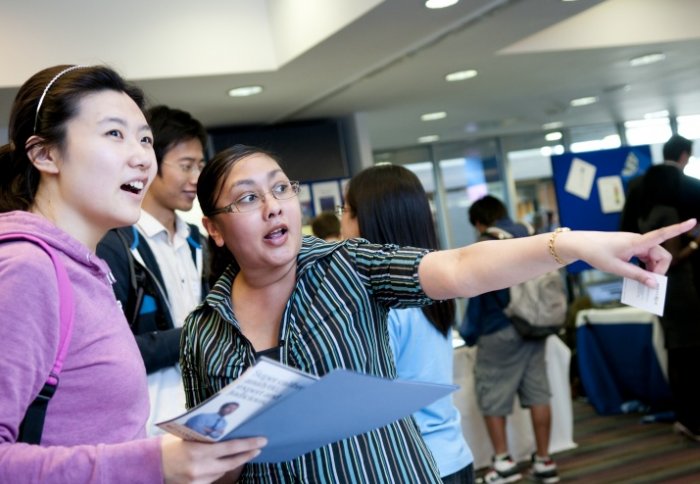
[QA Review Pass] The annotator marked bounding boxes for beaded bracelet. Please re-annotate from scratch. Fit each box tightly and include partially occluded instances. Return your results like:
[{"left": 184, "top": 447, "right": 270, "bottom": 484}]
[{"left": 548, "top": 227, "right": 571, "bottom": 265}]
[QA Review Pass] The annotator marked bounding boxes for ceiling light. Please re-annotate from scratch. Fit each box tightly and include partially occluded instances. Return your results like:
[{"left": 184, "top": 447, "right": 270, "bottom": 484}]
[
  {"left": 644, "top": 110, "right": 670, "bottom": 119},
  {"left": 570, "top": 96, "right": 598, "bottom": 107},
  {"left": 421, "top": 111, "right": 447, "bottom": 121},
  {"left": 227, "top": 85, "right": 263, "bottom": 97},
  {"left": 629, "top": 52, "right": 666, "bottom": 67},
  {"left": 542, "top": 121, "right": 563, "bottom": 130},
  {"left": 545, "top": 131, "right": 563, "bottom": 141},
  {"left": 445, "top": 69, "right": 477, "bottom": 82},
  {"left": 425, "top": 0, "right": 459, "bottom": 9},
  {"left": 418, "top": 135, "right": 440, "bottom": 143}
]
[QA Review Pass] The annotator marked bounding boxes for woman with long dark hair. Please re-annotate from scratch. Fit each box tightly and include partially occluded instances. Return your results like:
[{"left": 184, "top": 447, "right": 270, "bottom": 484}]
[{"left": 341, "top": 164, "right": 475, "bottom": 483}]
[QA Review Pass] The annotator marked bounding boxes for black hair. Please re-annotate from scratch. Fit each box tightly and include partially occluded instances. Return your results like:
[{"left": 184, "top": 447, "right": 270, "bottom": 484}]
[
  {"left": 468, "top": 195, "right": 508, "bottom": 228},
  {"left": 663, "top": 134, "right": 693, "bottom": 163},
  {"left": 219, "top": 402, "right": 239, "bottom": 413},
  {"left": 311, "top": 211, "right": 340, "bottom": 240},
  {"left": 345, "top": 164, "right": 455, "bottom": 337},
  {"left": 147, "top": 105, "right": 207, "bottom": 172},
  {"left": 197, "top": 144, "right": 283, "bottom": 284},
  {"left": 0, "top": 65, "right": 147, "bottom": 212}
]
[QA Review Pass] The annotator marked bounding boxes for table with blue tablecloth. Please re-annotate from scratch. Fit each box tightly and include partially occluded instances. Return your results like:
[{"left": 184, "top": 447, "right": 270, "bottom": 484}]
[{"left": 575, "top": 307, "right": 672, "bottom": 415}]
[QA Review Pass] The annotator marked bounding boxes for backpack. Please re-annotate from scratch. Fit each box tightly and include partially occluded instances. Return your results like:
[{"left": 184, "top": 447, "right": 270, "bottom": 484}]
[
  {"left": 0, "top": 233, "right": 75, "bottom": 444},
  {"left": 484, "top": 226, "right": 567, "bottom": 339},
  {"left": 504, "top": 271, "right": 567, "bottom": 339}
]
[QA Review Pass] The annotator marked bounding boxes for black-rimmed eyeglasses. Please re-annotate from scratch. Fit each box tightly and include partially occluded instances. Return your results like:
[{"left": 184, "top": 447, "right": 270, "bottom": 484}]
[{"left": 209, "top": 180, "right": 300, "bottom": 215}]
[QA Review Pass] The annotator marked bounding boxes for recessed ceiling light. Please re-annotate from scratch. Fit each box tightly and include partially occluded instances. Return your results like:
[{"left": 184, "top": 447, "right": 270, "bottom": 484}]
[
  {"left": 629, "top": 52, "right": 666, "bottom": 67},
  {"left": 421, "top": 111, "right": 447, "bottom": 121},
  {"left": 570, "top": 96, "right": 598, "bottom": 107},
  {"left": 418, "top": 135, "right": 440, "bottom": 143},
  {"left": 545, "top": 131, "right": 563, "bottom": 141},
  {"left": 542, "top": 121, "right": 563, "bottom": 130},
  {"left": 445, "top": 69, "right": 477, "bottom": 82},
  {"left": 227, "top": 85, "right": 263, "bottom": 97},
  {"left": 425, "top": 0, "right": 459, "bottom": 9},
  {"left": 644, "top": 109, "right": 670, "bottom": 119}
]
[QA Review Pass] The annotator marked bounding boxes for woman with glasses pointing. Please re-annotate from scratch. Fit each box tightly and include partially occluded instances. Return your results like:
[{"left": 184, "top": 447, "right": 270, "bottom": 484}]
[{"left": 181, "top": 143, "right": 695, "bottom": 483}]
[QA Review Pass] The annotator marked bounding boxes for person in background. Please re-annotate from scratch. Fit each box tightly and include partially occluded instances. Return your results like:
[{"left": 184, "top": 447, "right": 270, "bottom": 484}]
[
  {"left": 463, "top": 194, "right": 559, "bottom": 484},
  {"left": 0, "top": 65, "right": 265, "bottom": 483},
  {"left": 340, "top": 164, "right": 475, "bottom": 483},
  {"left": 620, "top": 134, "right": 700, "bottom": 443},
  {"left": 310, "top": 210, "right": 341, "bottom": 241},
  {"left": 181, "top": 143, "right": 691, "bottom": 483},
  {"left": 97, "top": 105, "right": 208, "bottom": 435}
]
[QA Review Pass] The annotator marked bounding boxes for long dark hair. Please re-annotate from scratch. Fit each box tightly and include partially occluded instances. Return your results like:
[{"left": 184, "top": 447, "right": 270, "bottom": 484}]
[
  {"left": 0, "top": 65, "right": 147, "bottom": 212},
  {"left": 197, "top": 144, "right": 283, "bottom": 285},
  {"left": 345, "top": 164, "right": 455, "bottom": 336}
]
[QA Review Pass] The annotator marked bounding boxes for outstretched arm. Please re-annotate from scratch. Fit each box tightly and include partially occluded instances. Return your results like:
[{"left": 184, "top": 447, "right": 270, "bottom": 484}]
[{"left": 419, "top": 219, "right": 696, "bottom": 300}]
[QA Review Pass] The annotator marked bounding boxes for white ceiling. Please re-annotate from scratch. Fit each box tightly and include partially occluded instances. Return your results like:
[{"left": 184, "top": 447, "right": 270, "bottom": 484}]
[{"left": 2, "top": 0, "right": 700, "bottom": 152}]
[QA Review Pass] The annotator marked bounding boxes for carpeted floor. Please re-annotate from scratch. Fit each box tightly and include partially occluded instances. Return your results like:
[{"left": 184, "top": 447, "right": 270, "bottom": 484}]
[
  {"left": 477, "top": 399, "right": 700, "bottom": 483},
  {"left": 555, "top": 399, "right": 700, "bottom": 483}
]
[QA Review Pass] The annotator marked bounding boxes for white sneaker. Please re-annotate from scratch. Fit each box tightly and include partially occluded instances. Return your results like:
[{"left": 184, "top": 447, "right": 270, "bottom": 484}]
[
  {"left": 530, "top": 454, "right": 560, "bottom": 484},
  {"left": 483, "top": 455, "right": 522, "bottom": 484}
]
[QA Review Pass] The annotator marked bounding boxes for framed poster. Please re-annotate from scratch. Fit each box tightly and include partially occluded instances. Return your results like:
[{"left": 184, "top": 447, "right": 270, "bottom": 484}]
[
  {"left": 298, "top": 183, "right": 313, "bottom": 226},
  {"left": 311, "top": 180, "right": 342, "bottom": 216}
]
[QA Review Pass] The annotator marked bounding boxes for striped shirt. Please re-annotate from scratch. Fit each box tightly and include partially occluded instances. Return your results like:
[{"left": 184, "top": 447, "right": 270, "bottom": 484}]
[{"left": 181, "top": 236, "right": 442, "bottom": 483}]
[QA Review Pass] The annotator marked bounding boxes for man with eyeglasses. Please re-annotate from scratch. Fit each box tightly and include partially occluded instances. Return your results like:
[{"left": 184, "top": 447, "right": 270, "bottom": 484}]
[{"left": 97, "top": 105, "right": 209, "bottom": 435}]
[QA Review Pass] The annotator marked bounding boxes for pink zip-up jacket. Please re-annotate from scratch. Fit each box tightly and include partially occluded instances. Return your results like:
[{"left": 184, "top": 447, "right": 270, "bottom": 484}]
[{"left": 0, "top": 211, "right": 162, "bottom": 483}]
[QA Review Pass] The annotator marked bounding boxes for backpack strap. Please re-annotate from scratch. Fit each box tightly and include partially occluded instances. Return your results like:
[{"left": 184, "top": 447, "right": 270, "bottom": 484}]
[
  {"left": 187, "top": 224, "right": 209, "bottom": 295},
  {"left": 117, "top": 226, "right": 176, "bottom": 331},
  {"left": 483, "top": 226, "right": 514, "bottom": 240},
  {"left": 0, "top": 233, "right": 75, "bottom": 445},
  {"left": 114, "top": 227, "right": 147, "bottom": 330}
]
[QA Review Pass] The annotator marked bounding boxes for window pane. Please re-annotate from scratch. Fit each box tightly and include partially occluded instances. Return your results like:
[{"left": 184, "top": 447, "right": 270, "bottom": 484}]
[
  {"left": 677, "top": 114, "right": 700, "bottom": 141},
  {"left": 624, "top": 118, "right": 672, "bottom": 146}
]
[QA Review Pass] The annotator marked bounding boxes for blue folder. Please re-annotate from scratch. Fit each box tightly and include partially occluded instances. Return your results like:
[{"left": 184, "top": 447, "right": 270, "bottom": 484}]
[{"left": 223, "top": 368, "right": 456, "bottom": 463}]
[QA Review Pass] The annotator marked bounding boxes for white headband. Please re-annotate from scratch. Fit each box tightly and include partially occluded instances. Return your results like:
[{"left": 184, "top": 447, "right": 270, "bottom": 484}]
[{"left": 33, "top": 65, "right": 87, "bottom": 134}]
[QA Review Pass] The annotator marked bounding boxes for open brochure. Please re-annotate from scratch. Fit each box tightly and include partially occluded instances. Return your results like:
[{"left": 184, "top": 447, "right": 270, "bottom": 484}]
[{"left": 157, "top": 357, "right": 456, "bottom": 463}]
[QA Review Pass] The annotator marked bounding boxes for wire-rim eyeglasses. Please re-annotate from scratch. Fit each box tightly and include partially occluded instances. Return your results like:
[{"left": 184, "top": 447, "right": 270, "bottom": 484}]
[{"left": 209, "top": 180, "right": 301, "bottom": 215}]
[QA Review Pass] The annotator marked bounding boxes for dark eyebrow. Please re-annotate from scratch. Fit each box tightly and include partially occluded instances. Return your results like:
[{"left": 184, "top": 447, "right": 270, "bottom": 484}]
[
  {"left": 99, "top": 116, "right": 152, "bottom": 134},
  {"left": 177, "top": 156, "right": 202, "bottom": 163},
  {"left": 230, "top": 169, "right": 285, "bottom": 189}
]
